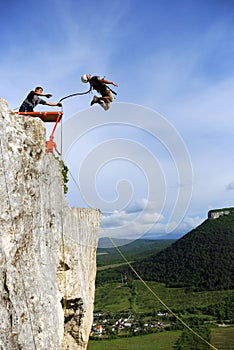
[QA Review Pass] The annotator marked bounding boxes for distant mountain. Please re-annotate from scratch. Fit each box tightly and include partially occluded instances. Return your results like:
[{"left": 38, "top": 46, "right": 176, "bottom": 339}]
[
  {"left": 131, "top": 210, "right": 234, "bottom": 291},
  {"left": 97, "top": 238, "right": 175, "bottom": 267}
]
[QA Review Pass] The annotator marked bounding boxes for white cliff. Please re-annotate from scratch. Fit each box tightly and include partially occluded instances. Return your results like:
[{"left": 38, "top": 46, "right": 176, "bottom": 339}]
[
  {"left": 208, "top": 207, "right": 234, "bottom": 220},
  {"left": 0, "top": 99, "right": 101, "bottom": 350}
]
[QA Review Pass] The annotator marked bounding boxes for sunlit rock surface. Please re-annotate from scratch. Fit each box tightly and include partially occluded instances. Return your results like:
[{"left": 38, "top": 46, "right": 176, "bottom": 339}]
[{"left": 0, "top": 99, "right": 101, "bottom": 349}]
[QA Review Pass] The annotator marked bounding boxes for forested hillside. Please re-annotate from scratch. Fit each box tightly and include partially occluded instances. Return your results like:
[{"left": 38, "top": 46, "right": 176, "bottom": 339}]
[
  {"left": 132, "top": 213, "right": 234, "bottom": 291},
  {"left": 97, "top": 239, "right": 175, "bottom": 266}
]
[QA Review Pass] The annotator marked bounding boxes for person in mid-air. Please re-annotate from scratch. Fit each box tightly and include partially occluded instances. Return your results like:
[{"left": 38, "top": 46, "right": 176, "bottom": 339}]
[
  {"left": 81, "top": 74, "right": 118, "bottom": 111},
  {"left": 19, "top": 87, "right": 62, "bottom": 112}
]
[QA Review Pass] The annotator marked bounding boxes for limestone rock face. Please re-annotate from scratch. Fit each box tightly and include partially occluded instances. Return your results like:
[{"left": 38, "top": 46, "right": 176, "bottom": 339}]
[
  {"left": 208, "top": 208, "right": 234, "bottom": 220},
  {"left": 0, "top": 99, "right": 101, "bottom": 350}
]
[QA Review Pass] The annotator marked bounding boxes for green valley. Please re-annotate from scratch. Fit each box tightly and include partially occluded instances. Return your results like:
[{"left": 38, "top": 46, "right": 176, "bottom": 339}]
[{"left": 91, "top": 210, "right": 234, "bottom": 349}]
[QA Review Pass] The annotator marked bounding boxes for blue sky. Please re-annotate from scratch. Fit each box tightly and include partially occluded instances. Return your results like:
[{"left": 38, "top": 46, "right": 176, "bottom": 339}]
[{"left": 1, "top": 0, "right": 234, "bottom": 241}]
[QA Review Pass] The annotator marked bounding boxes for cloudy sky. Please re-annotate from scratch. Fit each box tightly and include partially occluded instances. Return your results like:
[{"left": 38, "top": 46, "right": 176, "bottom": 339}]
[{"left": 1, "top": 0, "right": 234, "bottom": 241}]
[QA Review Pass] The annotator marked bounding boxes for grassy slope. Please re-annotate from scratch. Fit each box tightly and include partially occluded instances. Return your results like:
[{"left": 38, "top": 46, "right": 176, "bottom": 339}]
[
  {"left": 211, "top": 327, "right": 234, "bottom": 350},
  {"left": 93, "top": 282, "right": 234, "bottom": 349},
  {"left": 94, "top": 280, "right": 234, "bottom": 313},
  {"left": 88, "top": 331, "right": 182, "bottom": 350}
]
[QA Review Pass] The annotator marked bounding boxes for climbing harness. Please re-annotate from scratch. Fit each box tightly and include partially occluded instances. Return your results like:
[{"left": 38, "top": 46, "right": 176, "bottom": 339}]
[
  {"left": 106, "top": 86, "right": 117, "bottom": 96},
  {"left": 88, "top": 78, "right": 118, "bottom": 97}
]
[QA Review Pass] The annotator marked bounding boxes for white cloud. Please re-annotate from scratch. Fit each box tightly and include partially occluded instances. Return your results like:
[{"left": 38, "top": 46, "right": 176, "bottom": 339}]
[
  {"left": 100, "top": 198, "right": 204, "bottom": 241},
  {"left": 101, "top": 199, "right": 164, "bottom": 239},
  {"left": 100, "top": 201, "right": 204, "bottom": 242}
]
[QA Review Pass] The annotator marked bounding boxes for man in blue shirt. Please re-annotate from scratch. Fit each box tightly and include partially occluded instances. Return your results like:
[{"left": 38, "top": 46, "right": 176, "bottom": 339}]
[{"left": 19, "top": 87, "right": 61, "bottom": 112}]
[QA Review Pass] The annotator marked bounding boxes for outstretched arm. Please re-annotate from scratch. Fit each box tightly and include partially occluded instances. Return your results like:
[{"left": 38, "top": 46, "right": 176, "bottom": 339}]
[
  {"left": 45, "top": 102, "right": 62, "bottom": 107},
  {"left": 99, "top": 78, "right": 118, "bottom": 87}
]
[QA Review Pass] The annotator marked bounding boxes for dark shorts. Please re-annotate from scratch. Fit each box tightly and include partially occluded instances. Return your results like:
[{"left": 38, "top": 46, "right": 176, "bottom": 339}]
[{"left": 19, "top": 103, "right": 34, "bottom": 112}]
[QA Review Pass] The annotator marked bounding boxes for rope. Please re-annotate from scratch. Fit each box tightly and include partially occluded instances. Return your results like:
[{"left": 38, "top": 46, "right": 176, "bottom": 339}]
[
  {"left": 58, "top": 84, "right": 118, "bottom": 104},
  {"left": 105, "top": 233, "right": 218, "bottom": 350},
  {"left": 46, "top": 103, "right": 67, "bottom": 316},
  {"left": 67, "top": 167, "right": 218, "bottom": 350},
  {"left": 0, "top": 138, "right": 37, "bottom": 350},
  {"left": 59, "top": 88, "right": 91, "bottom": 103},
  {"left": 57, "top": 109, "right": 67, "bottom": 316},
  {"left": 46, "top": 105, "right": 67, "bottom": 317}
]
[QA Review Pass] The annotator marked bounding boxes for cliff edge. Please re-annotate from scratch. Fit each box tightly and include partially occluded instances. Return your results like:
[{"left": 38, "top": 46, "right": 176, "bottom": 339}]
[
  {"left": 208, "top": 207, "right": 234, "bottom": 219},
  {"left": 0, "top": 99, "right": 101, "bottom": 349}
]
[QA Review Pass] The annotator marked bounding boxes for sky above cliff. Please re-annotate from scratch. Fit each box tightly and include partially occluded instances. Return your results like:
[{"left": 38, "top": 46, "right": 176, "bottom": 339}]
[{"left": 1, "top": 0, "right": 234, "bottom": 242}]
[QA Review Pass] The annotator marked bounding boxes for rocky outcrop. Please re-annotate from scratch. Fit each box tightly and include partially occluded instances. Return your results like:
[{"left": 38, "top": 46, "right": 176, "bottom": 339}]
[
  {"left": 208, "top": 207, "right": 234, "bottom": 220},
  {"left": 0, "top": 99, "right": 101, "bottom": 349}
]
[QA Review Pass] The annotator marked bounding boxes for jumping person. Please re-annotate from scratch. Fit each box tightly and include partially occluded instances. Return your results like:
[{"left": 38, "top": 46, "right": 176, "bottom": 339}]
[
  {"left": 19, "top": 87, "right": 62, "bottom": 112},
  {"left": 81, "top": 74, "right": 118, "bottom": 111}
]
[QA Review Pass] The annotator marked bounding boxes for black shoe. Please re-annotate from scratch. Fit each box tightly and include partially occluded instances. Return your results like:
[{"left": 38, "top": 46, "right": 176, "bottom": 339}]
[{"left": 90, "top": 96, "right": 99, "bottom": 106}]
